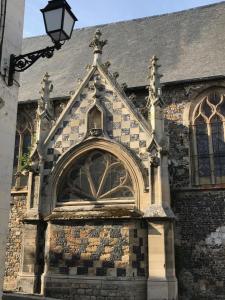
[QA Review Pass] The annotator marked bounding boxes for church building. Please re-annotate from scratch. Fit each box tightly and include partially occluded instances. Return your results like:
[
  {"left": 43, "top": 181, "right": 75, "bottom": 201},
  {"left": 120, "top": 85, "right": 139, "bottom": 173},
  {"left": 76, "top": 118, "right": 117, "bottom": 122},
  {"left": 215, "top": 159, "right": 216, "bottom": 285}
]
[{"left": 3, "top": 2, "right": 225, "bottom": 300}]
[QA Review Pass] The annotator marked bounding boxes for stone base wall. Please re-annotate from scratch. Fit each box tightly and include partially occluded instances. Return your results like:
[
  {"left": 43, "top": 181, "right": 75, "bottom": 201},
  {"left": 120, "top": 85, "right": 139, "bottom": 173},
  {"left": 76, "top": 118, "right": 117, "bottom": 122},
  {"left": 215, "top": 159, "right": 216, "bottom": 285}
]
[
  {"left": 49, "top": 220, "right": 147, "bottom": 278},
  {"left": 44, "top": 275, "right": 147, "bottom": 300},
  {"left": 4, "top": 194, "right": 26, "bottom": 291},
  {"left": 173, "top": 189, "right": 225, "bottom": 300}
]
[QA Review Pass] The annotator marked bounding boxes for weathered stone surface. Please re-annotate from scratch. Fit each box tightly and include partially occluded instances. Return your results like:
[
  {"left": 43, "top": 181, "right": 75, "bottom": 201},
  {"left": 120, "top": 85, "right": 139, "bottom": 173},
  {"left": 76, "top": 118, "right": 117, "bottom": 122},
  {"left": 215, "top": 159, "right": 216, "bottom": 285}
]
[
  {"left": 4, "top": 194, "right": 27, "bottom": 291},
  {"left": 49, "top": 220, "right": 147, "bottom": 279},
  {"left": 173, "top": 190, "right": 225, "bottom": 299},
  {"left": 44, "top": 277, "right": 146, "bottom": 300},
  {"left": 0, "top": 0, "right": 25, "bottom": 295}
]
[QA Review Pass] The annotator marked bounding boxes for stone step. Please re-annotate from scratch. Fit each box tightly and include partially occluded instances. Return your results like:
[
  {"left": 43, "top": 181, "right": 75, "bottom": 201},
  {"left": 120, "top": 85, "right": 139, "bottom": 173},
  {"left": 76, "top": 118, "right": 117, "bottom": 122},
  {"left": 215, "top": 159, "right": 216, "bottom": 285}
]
[{"left": 3, "top": 293, "right": 60, "bottom": 300}]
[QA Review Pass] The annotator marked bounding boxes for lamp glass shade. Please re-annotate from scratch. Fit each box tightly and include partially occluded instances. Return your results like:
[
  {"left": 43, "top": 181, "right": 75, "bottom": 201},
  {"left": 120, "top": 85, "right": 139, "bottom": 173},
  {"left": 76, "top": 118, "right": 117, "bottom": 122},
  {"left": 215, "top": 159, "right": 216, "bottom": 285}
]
[
  {"left": 63, "top": 9, "right": 75, "bottom": 38},
  {"left": 44, "top": 8, "right": 63, "bottom": 32},
  {"left": 41, "top": 0, "right": 77, "bottom": 44}
]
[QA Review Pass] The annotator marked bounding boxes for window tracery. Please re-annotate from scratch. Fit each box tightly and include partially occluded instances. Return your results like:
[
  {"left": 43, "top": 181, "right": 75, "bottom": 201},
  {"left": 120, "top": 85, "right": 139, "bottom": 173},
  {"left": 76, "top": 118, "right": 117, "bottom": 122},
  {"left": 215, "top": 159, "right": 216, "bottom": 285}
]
[
  {"left": 191, "top": 91, "right": 225, "bottom": 185},
  {"left": 13, "top": 113, "right": 32, "bottom": 187},
  {"left": 57, "top": 150, "right": 134, "bottom": 202}
]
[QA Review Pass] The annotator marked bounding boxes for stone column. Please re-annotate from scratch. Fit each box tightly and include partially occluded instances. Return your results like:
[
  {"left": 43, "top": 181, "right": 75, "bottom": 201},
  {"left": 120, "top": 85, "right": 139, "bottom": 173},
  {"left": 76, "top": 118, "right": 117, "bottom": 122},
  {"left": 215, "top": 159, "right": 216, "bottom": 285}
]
[
  {"left": 147, "top": 221, "right": 177, "bottom": 300},
  {"left": 146, "top": 55, "right": 178, "bottom": 299},
  {"left": 17, "top": 223, "right": 39, "bottom": 293},
  {"left": 41, "top": 222, "right": 51, "bottom": 295},
  {"left": 166, "top": 222, "right": 178, "bottom": 300}
]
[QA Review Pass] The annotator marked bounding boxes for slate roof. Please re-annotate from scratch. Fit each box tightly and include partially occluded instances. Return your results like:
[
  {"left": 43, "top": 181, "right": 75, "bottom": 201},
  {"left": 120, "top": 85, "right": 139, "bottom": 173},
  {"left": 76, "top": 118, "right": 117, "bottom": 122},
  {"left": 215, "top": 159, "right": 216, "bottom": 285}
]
[{"left": 18, "top": 1, "right": 225, "bottom": 102}]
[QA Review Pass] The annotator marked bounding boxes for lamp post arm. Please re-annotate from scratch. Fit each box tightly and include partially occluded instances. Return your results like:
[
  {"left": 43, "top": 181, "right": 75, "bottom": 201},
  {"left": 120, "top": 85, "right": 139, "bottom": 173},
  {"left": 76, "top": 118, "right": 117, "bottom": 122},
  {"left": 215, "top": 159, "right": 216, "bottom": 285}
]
[{"left": 8, "top": 42, "right": 62, "bottom": 86}]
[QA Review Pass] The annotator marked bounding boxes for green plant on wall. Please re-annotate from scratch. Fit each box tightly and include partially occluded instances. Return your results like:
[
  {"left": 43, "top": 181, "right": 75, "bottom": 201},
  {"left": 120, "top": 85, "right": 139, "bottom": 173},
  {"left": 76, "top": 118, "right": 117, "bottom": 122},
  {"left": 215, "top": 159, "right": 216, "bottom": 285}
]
[
  {"left": 18, "top": 133, "right": 37, "bottom": 174},
  {"left": 19, "top": 152, "right": 31, "bottom": 172}
]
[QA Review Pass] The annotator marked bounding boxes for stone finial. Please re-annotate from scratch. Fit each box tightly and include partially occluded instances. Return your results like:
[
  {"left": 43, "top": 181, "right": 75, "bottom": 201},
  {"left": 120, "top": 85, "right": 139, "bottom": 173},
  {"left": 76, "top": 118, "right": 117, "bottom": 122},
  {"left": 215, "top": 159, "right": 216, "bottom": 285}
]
[
  {"left": 89, "top": 29, "right": 107, "bottom": 64},
  {"left": 143, "top": 56, "right": 164, "bottom": 123},
  {"left": 144, "top": 56, "right": 165, "bottom": 138},
  {"left": 148, "top": 56, "right": 163, "bottom": 106},
  {"left": 89, "top": 29, "right": 107, "bottom": 54},
  {"left": 38, "top": 72, "right": 54, "bottom": 118}
]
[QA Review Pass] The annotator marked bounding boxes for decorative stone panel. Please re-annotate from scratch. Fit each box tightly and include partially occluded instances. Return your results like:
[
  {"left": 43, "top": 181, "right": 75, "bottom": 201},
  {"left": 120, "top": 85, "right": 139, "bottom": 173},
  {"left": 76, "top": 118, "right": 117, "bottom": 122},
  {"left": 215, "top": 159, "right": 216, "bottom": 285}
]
[
  {"left": 45, "top": 71, "right": 149, "bottom": 178},
  {"left": 49, "top": 220, "right": 147, "bottom": 278}
]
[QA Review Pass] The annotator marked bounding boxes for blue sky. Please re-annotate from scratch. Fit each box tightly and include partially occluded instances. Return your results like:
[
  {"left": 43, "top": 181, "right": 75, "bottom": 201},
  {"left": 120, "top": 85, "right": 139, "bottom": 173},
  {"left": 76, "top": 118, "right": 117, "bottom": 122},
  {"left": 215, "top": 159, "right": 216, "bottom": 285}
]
[{"left": 24, "top": 0, "right": 222, "bottom": 37}]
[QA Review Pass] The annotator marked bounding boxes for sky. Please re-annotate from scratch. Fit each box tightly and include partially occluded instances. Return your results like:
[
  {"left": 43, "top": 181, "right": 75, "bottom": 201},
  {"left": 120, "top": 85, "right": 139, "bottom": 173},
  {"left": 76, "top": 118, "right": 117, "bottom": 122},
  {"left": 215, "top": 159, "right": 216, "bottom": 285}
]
[{"left": 24, "top": 0, "right": 222, "bottom": 37}]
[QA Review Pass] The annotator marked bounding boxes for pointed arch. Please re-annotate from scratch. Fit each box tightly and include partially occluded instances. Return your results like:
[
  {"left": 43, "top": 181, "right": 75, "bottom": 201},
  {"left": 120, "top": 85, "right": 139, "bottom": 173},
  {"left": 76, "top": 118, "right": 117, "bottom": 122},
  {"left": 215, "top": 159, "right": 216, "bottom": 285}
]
[
  {"left": 88, "top": 105, "right": 102, "bottom": 131},
  {"left": 190, "top": 88, "right": 225, "bottom": 185},
  {"left": 47, "top": 138, "right": 147, "bottom": 212},
  {"left": 13, "top": 111, "right": 33, "bottom": 188},
  {"left": 57, "top": 149, "right": 135, "bottom": 202},
  {"left": 86, "top": 103, "right": 106, "bottom": 137}
]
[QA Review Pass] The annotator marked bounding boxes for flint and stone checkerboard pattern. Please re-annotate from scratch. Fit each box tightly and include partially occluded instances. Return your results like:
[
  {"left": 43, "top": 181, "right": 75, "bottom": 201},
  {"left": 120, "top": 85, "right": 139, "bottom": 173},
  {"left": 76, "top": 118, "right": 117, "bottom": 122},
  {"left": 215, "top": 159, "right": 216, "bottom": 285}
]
[
  {"left": 49, "top": 220, "right": 147, "bottom": 278},
  {"left": 45, "top": 70, "right": 149, "bottom": 178}
]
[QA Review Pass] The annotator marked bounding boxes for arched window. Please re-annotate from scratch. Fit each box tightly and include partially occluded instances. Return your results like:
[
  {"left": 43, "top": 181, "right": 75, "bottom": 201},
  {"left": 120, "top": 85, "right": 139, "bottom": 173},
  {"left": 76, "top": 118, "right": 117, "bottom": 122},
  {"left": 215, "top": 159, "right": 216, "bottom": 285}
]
[
  {"left": 13, "top": 114, "right": 32, "bottom": 187},
  {"left": 57, "top": 150, "right": 134, "bottom": 202},
  {"left": 191, "top": 91, "right": 225, "bottom": 185}
]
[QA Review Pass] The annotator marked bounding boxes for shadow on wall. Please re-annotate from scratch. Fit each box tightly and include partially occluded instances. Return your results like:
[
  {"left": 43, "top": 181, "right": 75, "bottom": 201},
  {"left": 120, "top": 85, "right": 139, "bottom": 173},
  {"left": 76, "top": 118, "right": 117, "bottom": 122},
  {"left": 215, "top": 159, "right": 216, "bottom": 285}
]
[{"left": 173, "top": 190, "right": 225, "bottom": 299}]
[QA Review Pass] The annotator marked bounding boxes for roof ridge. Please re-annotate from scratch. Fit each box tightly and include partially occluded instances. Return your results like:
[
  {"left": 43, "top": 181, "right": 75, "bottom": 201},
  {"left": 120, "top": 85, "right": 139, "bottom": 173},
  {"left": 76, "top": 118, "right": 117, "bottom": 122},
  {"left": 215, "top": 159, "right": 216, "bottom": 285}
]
[{"left": 23, "top": 1, "right": 225, "bottom": 40}]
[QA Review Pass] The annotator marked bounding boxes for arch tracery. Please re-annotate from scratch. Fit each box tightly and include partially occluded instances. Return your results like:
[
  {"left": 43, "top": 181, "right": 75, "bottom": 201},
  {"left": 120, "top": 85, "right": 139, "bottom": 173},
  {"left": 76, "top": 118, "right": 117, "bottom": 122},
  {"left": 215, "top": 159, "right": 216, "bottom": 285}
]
[
  {"left": 57, "top": 149, "right": 134, "bottom": 202},
  {"left": 191, "top": 90, "right": 225, "bottom": 185},
  {"left": 48, "top": 139, "right": 147, "bottom": 211},
  {"left": 13, "top": 112, "right": 33, "bottom": 187}
]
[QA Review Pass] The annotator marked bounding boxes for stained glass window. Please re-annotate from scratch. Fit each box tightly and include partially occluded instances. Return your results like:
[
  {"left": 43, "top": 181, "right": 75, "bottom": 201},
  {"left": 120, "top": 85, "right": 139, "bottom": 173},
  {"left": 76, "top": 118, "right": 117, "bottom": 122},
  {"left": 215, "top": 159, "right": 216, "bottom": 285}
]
[
  {"left": 192, "top": 91, "right": 225, "bottom": 184},
  {"left": 57, "top": 150, "right": 134, "bottom": 202}
]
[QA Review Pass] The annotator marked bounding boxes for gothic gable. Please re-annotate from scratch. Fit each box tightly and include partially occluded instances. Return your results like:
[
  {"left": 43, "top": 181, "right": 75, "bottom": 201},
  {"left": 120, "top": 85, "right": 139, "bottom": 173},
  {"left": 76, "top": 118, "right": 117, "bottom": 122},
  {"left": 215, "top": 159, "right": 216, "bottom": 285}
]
[{"left": 44, "top": 64, "right": 151, "bottom": 174}]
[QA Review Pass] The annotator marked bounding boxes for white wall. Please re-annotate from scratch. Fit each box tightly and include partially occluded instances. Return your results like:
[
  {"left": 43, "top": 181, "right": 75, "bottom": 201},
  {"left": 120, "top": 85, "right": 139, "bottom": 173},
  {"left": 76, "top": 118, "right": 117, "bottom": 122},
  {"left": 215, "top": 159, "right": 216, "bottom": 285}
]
[{"left": 0, "top": 0, "right": 25, "bottom": 298}]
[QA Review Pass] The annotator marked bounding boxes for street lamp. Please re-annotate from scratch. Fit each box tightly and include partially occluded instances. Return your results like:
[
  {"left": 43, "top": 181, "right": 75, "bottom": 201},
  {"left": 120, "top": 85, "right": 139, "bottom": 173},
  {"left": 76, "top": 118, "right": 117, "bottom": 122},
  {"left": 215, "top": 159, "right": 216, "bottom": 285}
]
[
  {"left": 8, "top": 0, "right": 77, "bottom": 86},
  {"left": 41, "top": 0, "right": 77, "bottom": 45}
]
